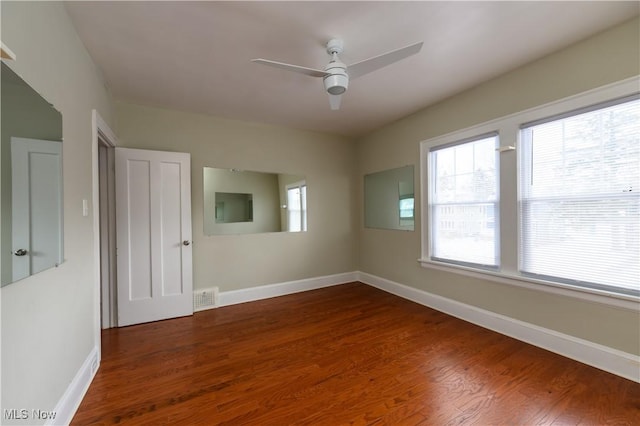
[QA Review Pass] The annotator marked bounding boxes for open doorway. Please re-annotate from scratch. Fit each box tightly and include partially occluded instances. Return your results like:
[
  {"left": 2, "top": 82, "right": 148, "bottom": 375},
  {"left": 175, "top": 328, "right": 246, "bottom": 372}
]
[
  {"left": 98, "top": 139, "right": 116, "bottom": 328},
  {"left": 92, "top": 111, "right": 118, "bottom": 344}
]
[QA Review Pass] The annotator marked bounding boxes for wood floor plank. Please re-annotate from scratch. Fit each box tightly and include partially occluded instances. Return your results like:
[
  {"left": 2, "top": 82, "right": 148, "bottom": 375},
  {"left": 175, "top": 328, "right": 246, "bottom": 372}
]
[{"left": 72, "top": 282, "right": 640, "bottom": 425}]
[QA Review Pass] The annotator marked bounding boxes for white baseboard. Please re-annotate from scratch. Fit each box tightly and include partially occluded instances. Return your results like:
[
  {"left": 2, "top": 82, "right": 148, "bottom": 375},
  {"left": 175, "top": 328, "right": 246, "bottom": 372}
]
[
  {"left": 218, "top": 272, "right": 359, "bottom": 307},
  {"left": 358, "top": 271, "right": 640, "bottom": 383},
  {"left": 48, "top": 346, "right": 99, "bottom": 425}
]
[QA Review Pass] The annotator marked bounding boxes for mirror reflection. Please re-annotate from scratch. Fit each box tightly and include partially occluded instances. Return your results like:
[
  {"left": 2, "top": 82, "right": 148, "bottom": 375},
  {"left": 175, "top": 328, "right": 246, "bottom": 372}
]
[
  {"left": 204, "top": 167, "right": 306, "bottom": 235},
  {"left": 364, "top": 165, "right": 414, "bottom": 231},
  {"left": 1, "top": 62, "right": 64, "bottom": 287},
  {"left": 215, "top": 192, "right": 253, "bottom": 223}
]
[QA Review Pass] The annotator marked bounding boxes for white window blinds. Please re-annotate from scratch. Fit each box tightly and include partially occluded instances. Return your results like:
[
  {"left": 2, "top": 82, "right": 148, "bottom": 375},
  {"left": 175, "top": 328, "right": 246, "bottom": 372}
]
[{"left": 518, "top": 96, "right": 640, "bottom": 295}]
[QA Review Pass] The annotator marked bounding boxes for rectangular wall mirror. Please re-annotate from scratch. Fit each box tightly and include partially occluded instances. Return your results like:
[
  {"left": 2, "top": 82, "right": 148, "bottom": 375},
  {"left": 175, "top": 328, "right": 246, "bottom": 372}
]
[
  {"left": 204, "top": 167, "right": 306, "bottom": 235},
  {"left": 1, "top": 62, "right": 64, "bottom": 287},
  {"left": 364, "top": 165, "right": 415, "bottom": 231}
]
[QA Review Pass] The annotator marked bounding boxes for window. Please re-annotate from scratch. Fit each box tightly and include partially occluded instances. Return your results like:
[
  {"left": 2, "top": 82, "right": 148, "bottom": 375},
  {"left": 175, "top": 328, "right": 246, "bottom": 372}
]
[
  {"left": 399, "top": 196, "right": 415, "bottom": 227},
  {"left": 519, "top": 96, "right": 640, "bottom": 295},
  {"left": 429, "top": 133, "right": 499, "bottom": 268},
  {"left": 420, "top": 77, "right": 639, "bottom": 303},
  {"left": 287, "top": 182, "right": 307, "bottom": 232}
]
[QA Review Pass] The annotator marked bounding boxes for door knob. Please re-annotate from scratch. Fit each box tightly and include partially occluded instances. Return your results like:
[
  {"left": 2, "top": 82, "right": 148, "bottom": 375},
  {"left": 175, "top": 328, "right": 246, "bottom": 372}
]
[
  {"left": 13, "top": 249, "right": 27, "bottom": 256},
  {"left": 182, "top": 240, "right": 191, "bottom": 246}
]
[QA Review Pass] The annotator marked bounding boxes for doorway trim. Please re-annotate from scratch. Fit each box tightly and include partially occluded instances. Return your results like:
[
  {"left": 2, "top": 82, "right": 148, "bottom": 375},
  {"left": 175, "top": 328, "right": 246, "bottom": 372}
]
[{"left": 91, "top": 110, "right": 118, "bottom": 363}]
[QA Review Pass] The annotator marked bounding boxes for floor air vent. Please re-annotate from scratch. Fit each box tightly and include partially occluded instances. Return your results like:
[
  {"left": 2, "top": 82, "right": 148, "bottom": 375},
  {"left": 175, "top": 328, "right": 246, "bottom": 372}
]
[{"left": 194, "top": 287, "right": 218, "bottom": 311}]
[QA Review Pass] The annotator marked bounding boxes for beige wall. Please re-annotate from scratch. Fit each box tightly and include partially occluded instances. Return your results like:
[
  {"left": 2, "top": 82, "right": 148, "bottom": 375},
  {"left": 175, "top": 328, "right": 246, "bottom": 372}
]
[
  {"left": 115, "top": 101, "right": 357, "bottom": 292},
  {"left": 0, "top": 1, "right": 113, "bottom": 422},
  {"left": 356, "top": 17, "right": 640, "bottom": 355}
]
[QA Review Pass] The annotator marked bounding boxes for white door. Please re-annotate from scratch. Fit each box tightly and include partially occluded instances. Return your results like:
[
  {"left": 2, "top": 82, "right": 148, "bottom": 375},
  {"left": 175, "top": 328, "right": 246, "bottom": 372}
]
[
  {"left": 11, "top": 137, "right": 63, "bottom": 282},
  {"left": 115, "top": 147, "right": 193, "bottom": 326}
]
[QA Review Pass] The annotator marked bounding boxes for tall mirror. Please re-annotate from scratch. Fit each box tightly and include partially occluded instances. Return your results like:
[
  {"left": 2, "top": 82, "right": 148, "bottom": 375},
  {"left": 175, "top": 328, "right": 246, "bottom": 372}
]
[
  {"left": 1, "top": 62, "right": 64, "bottom": 287},
  {"left": 364, "top": 165, "right": 414, "bottom": 231},
  {"left": 204, "top": 167, "right": 306, "bottom": 235}
]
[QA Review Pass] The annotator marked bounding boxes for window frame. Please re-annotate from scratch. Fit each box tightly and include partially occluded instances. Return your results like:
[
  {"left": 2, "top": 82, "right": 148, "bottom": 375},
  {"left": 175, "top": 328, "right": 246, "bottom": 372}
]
[
  {"left": 419, "top": 76, "right": 640, "bottom": 310},
  {"left": 427, "top": 132, "right": 501, "bottom": 270}
]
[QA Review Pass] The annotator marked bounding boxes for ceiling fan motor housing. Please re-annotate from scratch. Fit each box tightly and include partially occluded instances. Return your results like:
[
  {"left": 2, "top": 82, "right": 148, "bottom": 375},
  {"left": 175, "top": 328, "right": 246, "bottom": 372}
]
[{"left": 323, "top": 62, "right": 348, "bottom": 95}]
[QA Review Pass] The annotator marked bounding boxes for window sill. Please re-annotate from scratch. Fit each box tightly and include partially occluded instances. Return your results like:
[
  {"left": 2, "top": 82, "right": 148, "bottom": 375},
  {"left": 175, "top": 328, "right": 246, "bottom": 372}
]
[{"left": 417, "top": 258, "right": 639, "bottom": 311}]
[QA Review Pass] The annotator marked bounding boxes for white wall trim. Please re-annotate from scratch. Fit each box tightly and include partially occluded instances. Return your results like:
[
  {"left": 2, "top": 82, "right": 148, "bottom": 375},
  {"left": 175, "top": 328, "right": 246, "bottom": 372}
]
[
  {"left": 218, "top": 272, "right": 358, "bottom": 307},
  {"left": 358, "top": 271, "right": 640, "bottom": 383},
  {"left": 47, "top": 346, "right": 99, "bottom": 425}
]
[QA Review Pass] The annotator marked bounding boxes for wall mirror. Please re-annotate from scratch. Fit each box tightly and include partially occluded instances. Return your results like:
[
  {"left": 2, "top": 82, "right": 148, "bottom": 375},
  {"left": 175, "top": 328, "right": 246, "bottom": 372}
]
[
  {"left": 204, "top": 167, "right": 306, "bottom": 235},
  {"left": 1, "top": 62, "right": 64, "bottom": 287},
  {"left": 364, "top": 165, "right": 415, "bottom": 231}
]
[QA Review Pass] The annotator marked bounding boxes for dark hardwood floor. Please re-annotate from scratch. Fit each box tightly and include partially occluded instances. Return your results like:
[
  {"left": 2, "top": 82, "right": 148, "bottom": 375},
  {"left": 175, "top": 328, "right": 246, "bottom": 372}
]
[{"left": 72, "top": 282, "right": 639, "bottom": 425}]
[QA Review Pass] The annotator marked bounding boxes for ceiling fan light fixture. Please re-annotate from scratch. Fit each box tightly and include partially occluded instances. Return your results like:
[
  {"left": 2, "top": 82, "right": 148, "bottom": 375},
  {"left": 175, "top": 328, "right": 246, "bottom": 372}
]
[{"left": 324, "top": 73, "right": 348, "bottom": 95}]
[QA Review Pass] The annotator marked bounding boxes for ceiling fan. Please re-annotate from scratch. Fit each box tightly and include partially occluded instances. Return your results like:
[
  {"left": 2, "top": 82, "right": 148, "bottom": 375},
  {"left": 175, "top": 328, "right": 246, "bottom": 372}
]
[{"left": 252, "top": 39, "right": 423, "bottom": 110}]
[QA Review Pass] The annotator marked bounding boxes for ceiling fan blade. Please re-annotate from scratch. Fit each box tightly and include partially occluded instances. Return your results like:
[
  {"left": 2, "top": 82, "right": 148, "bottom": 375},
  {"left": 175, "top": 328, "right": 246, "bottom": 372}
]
[
  {"left": 347, "top": 41, "right": 423, "bottom": 79},
  {"left": 328, "top": 93, "right": 342, "bottom": 110},
  {"left": 251, "top": 59, "right": 328, "bottom": 78}
]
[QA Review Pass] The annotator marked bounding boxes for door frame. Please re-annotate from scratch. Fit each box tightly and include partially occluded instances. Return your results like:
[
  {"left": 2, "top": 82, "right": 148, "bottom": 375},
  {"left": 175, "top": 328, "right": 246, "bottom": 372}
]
[{"left": 91, "top": 110, "right": 118, "bottom": 361}]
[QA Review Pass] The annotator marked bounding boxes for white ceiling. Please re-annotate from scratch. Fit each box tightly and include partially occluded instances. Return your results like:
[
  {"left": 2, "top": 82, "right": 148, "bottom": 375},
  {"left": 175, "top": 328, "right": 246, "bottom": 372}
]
[{"left": 65, "top": 1, "right": 638, "bottom": 137}]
